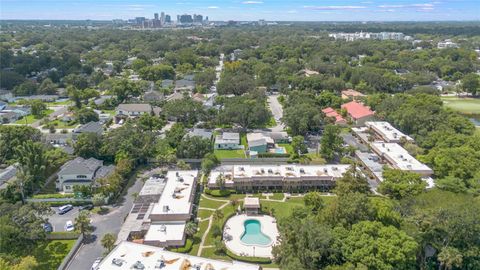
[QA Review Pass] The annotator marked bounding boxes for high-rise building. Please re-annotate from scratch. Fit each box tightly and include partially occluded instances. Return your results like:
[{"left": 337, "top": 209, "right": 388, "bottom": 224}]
[
  {"left": 193, "top": 14, "right": 203, "bottom": 23},
  {"left": 165, "top": 15, "right": 171, "bottom": 23},
  {"left": 154, "top": 13, "right": 159, "bottom": 20},
  {"left": 178, "top": 14, "right": 193, "bottom": 24},
  {"left": 160, "top": 12, "right": 165, "bottom": 25}
]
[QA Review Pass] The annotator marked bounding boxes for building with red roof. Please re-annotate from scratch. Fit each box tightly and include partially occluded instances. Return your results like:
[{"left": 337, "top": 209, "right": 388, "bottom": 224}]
[
  {"left": 341, "top": 101, "right": 375, "bottom": 125},
  {"left": 322, "top": 107, "right": 347, "bottom": 125}
]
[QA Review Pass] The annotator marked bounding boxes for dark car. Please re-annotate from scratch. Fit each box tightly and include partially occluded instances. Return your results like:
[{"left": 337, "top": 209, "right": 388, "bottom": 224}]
[
  {"left": 79, "top": 204, "right": 94, "bottom": 211},
  {"left": 43, "top": 223, "right": 53, "bottom": 233}
]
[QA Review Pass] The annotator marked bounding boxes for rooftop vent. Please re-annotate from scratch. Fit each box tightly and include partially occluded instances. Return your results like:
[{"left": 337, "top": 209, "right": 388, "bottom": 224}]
[
  {"left": 300, "top": 168, "right": 305, "bottom": 174},
  {"left": 112, "top": 258, "right": 124, "bottom": 266},
  {"left": 239, "top": 167, "right": 244, "bottom": 171},
  {"left": 163, "top": 205, "right": 170, "bottom": 212},
  {"left": 160, "top": 225, "right": 166, "bottom": 232},
  {"left": 268, "top": 169, "right": 273, "bottom": 173},
  {"left": 155, "top": 260, "right": 166, "bottom": 269},
  {"left": 132, "top": 261, "right": 145, "bottom": 269}
]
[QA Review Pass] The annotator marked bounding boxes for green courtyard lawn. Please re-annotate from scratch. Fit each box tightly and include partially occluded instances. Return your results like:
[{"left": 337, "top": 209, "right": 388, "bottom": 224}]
[
  {"left": 199, "top": 197, "right": 227, "bottom": 209},
  {"left": 30, "top": 239, "right": 76, "bottom": 270},
  {"left": 188, "top": 220, "right": 209, "bottom": 256},
  {"left": 441, "top": 96, "right": 480, "bottom": 114},
  {"left": 197, "top": 209, "right": 214, "bottom": 219},
  {"left": 270, "top": 192, "right": 284, "bottom": 200},
  {"left": 204, "top": 205, "right": 235, "bottom": 247},
  {"left": 214, "top": 149, "right": 245, "bottom": 159}
]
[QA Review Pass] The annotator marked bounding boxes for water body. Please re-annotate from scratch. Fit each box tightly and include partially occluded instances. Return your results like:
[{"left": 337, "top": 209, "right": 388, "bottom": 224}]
[{"left": 240, "top": 219, "right": 272, "bottom": 246}]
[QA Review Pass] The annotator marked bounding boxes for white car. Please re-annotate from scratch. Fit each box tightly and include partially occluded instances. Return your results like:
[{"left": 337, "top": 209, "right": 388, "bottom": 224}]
[
  {"left": 91, "top": 258, "right": 102, "bottom": 270},
  {"left": 65, "top": 220, "right": 74, "bottom": 232}
]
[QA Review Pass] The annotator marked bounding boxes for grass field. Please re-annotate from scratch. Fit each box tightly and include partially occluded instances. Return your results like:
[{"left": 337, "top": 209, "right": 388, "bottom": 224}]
[
  {"left": 30, "top": 240, "right": 75, "bottom": 270},
  {"left": 199, "top": 197, "right": 227, "bottom": 209},
  {"left": 48, "top": 119, "right": 79, "bottom": 129},
  {"left": 214, "top": 149, "right": 245, "bottom": 159},
  {"left": 441, "top": 97, "right": 480, "bottom": 114},
  {"left": 197, "top": 209, "right": 214, "bottom": 219},
  {"left": 14, "top": 109, "right": 54, "bottom": 124}
]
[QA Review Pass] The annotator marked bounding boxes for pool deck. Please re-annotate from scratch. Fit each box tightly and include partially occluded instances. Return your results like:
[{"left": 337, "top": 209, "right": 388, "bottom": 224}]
[{"left": 223, "top": 214, "right": 279, "bottom": 258}]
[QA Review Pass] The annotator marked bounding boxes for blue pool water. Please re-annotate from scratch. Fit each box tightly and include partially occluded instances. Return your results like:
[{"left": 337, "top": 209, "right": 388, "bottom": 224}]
[
  {"left": 274, "top": 148, "right": 286, "bottom": 154},
  {"left": 240, "top": 219, "right": 272, "bottom": 246}
]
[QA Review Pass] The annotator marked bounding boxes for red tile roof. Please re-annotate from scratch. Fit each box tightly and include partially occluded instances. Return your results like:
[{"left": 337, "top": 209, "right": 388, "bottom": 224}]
[
  {"left": 322, "top": 107, "right": 346, "bottom": 124},
  {"left": 341, "top": 101, "right": 374, "bottom": 120}
]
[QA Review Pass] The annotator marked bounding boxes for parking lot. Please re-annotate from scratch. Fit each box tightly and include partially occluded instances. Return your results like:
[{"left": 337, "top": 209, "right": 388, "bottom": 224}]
[{"left": 47, "top": 206, "right": 80, "bottom": 232}]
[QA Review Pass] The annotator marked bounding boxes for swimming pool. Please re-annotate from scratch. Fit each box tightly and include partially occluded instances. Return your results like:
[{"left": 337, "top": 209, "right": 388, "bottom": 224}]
[
  {"left": 240, "top": 219, "right": 272, "bottom": 246},
  {"left": 274, "top": 147, "right": 286, "bottom": 154}
]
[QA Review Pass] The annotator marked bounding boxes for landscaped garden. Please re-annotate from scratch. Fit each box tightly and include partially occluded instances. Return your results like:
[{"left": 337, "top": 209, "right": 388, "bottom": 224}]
[
  {"left": 14, "top": 109, "right": 54, "bottom": 124},
  {"left": 441, "top": 96, "right": 480, "bottom": 114}
]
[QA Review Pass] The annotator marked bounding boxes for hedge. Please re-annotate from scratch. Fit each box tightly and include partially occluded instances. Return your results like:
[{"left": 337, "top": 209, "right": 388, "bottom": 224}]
[
  {"left": 204, "top": 189, "right": 236, "bottom": 197},
  {"left": 226, "top": 249, "right": 272, "bottom": 264},
  {"left": 47, "top": 231, "right": 80, "bottom": 240},
  {"left": 32, "top": 193, "right": 75, "bottom": 199},
  {"left": 168, "top": 239, "right": 193, "bottom": 253},
  {"left": 46, "top": 200, "right": 92, "bottom": 207},
  {"left": 257, "top": 153, "right": 290, "bottom": 158}
]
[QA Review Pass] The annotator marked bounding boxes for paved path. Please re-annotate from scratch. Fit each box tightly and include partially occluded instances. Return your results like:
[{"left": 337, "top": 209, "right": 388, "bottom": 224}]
[
  {"left": 197, "top": 195, "right": 231, "bottom": 256},
  {"left": 66, "top": 174, "right": 144, "bottom": 270},
  {"left": 267, "top": 94, "right": 285, "bottom": 132}
]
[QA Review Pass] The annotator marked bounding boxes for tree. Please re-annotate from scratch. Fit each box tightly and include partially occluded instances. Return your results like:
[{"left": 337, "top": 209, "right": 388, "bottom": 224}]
[
  {"left": 201, "top": 153, "right": 220, "bottom": 174},
  {"left": 334, "top": 166, "right": 370, "bottom": 196},
  {"left": 92, "top": 193, "right": 106, "bottom": 206},
  {"left": 75, "top": 107, "right": 99, "bottom": 124},
  {"left": 213, "top": 237, "right": 226, "bottom": 254},
  {"left": 28, "top": 99, "right": 47, "bottom": 119},
  {"left": 74, "top": 133, "right": 103, "bottom": 159},
  {"left": 185, "top": 222, "right": 198, "bottom": 238},
  {"left": 303, "top": 192, "right": 325, "bottom": 214},
  {"left": 219, "top": 96, "right": 271, "bottom": 130},
  {"left": 0, "top": 126, "right": 41, "bottom": 163},
  {"left": 213, "top": 209, "right": 224, "bottom": 221},
  {"left": 137, "top": 113, "right": 165, "bottom": 132},
  {"left": 13, "top": 81, "right": 38, "bottom": 96},
  {"left": 217, "top": 72, "right": 255, "bottom": 95},
  {"left": 14, "top": 141, "right": 47, "bottom": 202},
  {"left": 176, "top": 160, "right": 191, "bottom": 170},
  {"left": 38, "top": 78, "right": 57, "bottom": 95},
  {"left": 378, "top": 169, "right": 426, "bottom": 199},
  {"left": 325, "top": 192, "right": 373, "bottom": 227},
  {"left": 291, "top": 135, "right": 308, "bottom": 155},
  {"left": 138, "top": 64, "right": 175, "bottom": 81},
  {"left": 0, "top": 256, "right": 39, "bottom": 270},
  {"left": 162, "top": 98, "right": 204, "bottom": 125},
  {"left": 74, "top": 210, "right": 94, "bottom": 239},
  {"left": 176, "top": 136, "right": 212, "bottom": 159},
  {"left": 230, "top": 199, "right": 239, "bottom": 210},
  {"left": 461, "top": 73, "right": 479, "bottom": 95},
  {"left": 101, "top": 233, "right": 117, "bottom": 253},
  {"left": 165, "top": 123, "right": 186, "bottom": 148},
  {"left": 215, "top": 174, "right": 226, "bottom": 190},
  {"left": 155, "top": 139, "right": 177, "bottom": 165},
  {"left": 438, "top": 247, "right": 463, "bottom": 270},
  {"left": 335, "top": 221, "right": 418, "bottom": 270},
  {"left": 320, "top": 125, "right": 343, "bottom": 161}
]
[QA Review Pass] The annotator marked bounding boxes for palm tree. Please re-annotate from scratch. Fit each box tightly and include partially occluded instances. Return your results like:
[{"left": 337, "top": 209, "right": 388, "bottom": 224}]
[
  {"left": 215, "top": 174, "right": 225, "bottom": 190},
  {"left": 213, "top": 210, "right": 224, "bottom": 221},
  {"left": 101, "top": 233, "right": 117, "bottom": 253},
  {"left": 185, "top": 222, "right": 198, "bottom": 237},
  {"left": 74, "top": 210, "right": 94, "bottom": 240},
  {"left": 230, "top": 199, "right": 239, "bottom": 209},
  {"left": 438, "top": 247, "right": 463, "bottom": 270}
]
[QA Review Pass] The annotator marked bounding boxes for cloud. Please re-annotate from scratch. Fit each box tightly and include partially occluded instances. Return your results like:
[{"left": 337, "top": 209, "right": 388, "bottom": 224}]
[
  {"left": 242, "top": 1, "right": 263, "bottom": 4},
  {"left": 378, "top": 3, "right": 434, "bottom": 8},
  {"left": 207, "top": 6, "right": 219, "bottom": 9},
  {"left": 303, "top": 5, "right": 366, "bottom": 10}
]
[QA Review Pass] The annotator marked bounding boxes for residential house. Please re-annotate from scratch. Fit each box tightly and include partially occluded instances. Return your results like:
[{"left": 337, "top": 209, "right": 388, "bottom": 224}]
[
  {"left": 214, "top": 132, "right": 241, "bottom": 150},
  {"left": 143, "top": 91, "right": 163, "bottom": 102},
  {"left": 94, "top": 95, "right": 113, "bottom": 106},
  {"left": 0, "top": 111, "right": 19, "bottom": 124},
  {"left": 174, "top": 79, "right": 195, "bottom": 92},
  {"left": 43, "top": 133, "right": 74, "bottom": 154},
  {"left": 341, "top": 89, "right": 365, "bottom": 100},
  {"left": 341, "top": 101, "right": 375, "bottom": 126},
  {"left": 72, "top": 121, "right": 103, "bottom": 139},
  {"left": 161, "top": 79, "right": 174, "bottom": 89},
  {"left": 17, "top": 95, "right": 59, "bottom": 102},
  {"left": 0, "top": 101, "right": 6, "bottom": 110},
  {"left": 56, "top": 157, "right": 115, "bottom": 192},
  {"left": 186, "top": 128, "right": 213, "bottom": 140},
  {"left": 322, "top": 107, "right": 347, "bottom": 125},
  {"left": 115, "top": 104, "right": 161, "bottom": 123},
  {"left": 247, "top": 133, "right": 273, "bottom": 153}
]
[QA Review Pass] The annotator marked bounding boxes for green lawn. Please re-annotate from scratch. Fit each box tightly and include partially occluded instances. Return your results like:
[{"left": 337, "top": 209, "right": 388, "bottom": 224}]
[
  {"left": 204, "top": 205, "right": 235, "bottom": 247},
  {"left": 47, "top": 100, "right": 72, "bottom": 106},
  {"left": 14, "top": 109, "right": 54, "bottom": 124},
  {"left": 102, "top": 109, "right": 116, "bottom": 116},
  {"left": 266, "top": 116, "right": 277, "bottom": 128},
  {"left": 48, "top": 119, "right": 79, "bottom": 129},
  {"left": 476, "top": 127, "right": 480, "bottom": 135},
  {"left": 199, "top": 197, "right": 227, "bottom": 209},
  {"left": 240, "top": 133, "right": 248, "bottom": 148},
  {"left": 214, "top": 149, "right": 245, "bottom": 159},
  {"left": 189, "top": 220, "right": 209, "bottom": 256},
  {"left": 441, "top": 97, "right": 480, "bottom": 114},
  {"left": 270, "top": 193, "right": 284, "bottom": 200},
  {"left": 197, "top": 209, "right": 214, "bottom": 219},
  {"left": 278, "top": 143, "right": 293, "bottom": 154},
  {"left": 32, "top": 240, "right": 76, "bottom": 270}
]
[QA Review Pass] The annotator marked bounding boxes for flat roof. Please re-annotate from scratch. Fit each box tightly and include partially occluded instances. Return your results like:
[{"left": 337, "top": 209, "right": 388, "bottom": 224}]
[
  {"left": 150, "top": 170, "right": 198, "bottom": 216},
  {"left": 244, "top": 197, "right": 260, "bottom": 208},
  {"left": 138, "top": 177, "right": 167, "bottom": 197},
  {"left": 366, "top": 121, "right": 413, "bottom": 142},
  {"left": 370, "top": 142, "right": 432, "bottom": 173},
  {"left": 355, "top": 151, "right": 384, "bottom": 182},
  {"left": 144, "top": 222, "right": 186, "bottom": 243},
  {"left": 97, "top": 241, "right": 260, "bottom": 270},
  {"left": 208, "top": 164, "right": 350, "bottom": 185}
]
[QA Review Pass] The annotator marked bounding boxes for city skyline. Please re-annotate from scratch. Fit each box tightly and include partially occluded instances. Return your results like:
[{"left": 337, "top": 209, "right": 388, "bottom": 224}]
[{"left": 1, "top": 0, "right": 479, "bottom": 21}]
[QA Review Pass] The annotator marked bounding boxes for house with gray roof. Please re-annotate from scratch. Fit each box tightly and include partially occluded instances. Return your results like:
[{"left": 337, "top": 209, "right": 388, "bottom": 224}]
[
  {"left": 143, "top": 91, "right": 163, "bottom": 102},
  {"left": 115, "top": 103, "right": 161, "bottom": 123},
  {"left": 174, "top": 79, "right": 195, "bottom": 91},
  {"left": 186, "top": 128, "right": 213, "bottom": 140},
  {"left": 73, "top": 121, "right": 104, "bottom": 137},
  {"left": 214, "top": 132, "right": 242, "bottom": 150},
  {"left": 161, "top": 79, "right": 174, "bottom": 89},
  {"left": 57, "top": 157, "right": 115, "bottom": 192}
]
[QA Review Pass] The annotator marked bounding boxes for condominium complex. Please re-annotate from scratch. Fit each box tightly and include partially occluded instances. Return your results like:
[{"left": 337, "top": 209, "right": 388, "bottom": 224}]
[
  {"left": 97, "top": 241, "right": 260, "bottom": 270},
  {"left": 208, "top": 164, "right": 350, "bottom": 192},
  {"left": 365, "top": 121, "right": 413, "bottom": 143},
  {"left": 370, "top": 142, "right": 433, "bottom": 176},
  {"left": 329, "top": 32, "right": 412, "bottom": 41},
  {"left": 117, "top": 170, "right": 199, "bottom": 248}
]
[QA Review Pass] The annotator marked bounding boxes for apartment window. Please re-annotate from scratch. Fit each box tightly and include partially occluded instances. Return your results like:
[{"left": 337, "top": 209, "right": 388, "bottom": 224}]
[{"left": 77, "top": 175, "right": 87, "bottom": 179}]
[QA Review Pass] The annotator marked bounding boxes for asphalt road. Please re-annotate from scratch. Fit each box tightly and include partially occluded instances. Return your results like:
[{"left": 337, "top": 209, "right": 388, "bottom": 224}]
[
  {"left": 66, "top": 177, "right": 144, "bottom": 270},
  {"left": 267, "top": 94, "right": 285, "bottom": 132}
]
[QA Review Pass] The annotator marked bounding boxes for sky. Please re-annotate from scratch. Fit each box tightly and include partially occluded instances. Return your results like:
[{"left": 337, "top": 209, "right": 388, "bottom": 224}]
[{"left": 1, "top": 0, "right": 479, "bottom": 21}]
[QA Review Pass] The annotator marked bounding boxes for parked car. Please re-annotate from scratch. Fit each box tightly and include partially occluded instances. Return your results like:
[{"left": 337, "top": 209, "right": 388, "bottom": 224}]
[
  {"left": 43, "top": 222, "right": 53, "bottom": 233},
  {"left": 91, "top": 258, "right": 102, "bottom": 270},
  {"left": 58, "top": 204, "right": 73, "bottom": 215},
  {"left": 79, "top": 204, "right": 94, "bottom": 211},
  {"left": 65, "top": 220, "right": 74, "bottom": 232}
]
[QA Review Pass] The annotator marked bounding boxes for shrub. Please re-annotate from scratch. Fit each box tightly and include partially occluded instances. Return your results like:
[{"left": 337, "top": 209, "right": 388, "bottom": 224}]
[
  {"left": 31, "top": 193, "right": 75, "bottom": 199},
  {"left": 168, "top": 239, "right": 193, "bottom": 253},
  {"left": 205, "top": 189, "right": 235, "bottom": 197},
  {"left": 257, "top": 152, "right": 290, "bottom": 158},
  {"left": 226, "top": 249, "right": 272, "bottom": 264}
]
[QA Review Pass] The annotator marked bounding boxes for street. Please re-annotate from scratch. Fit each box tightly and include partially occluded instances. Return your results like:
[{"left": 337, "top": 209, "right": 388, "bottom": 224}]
[
  {"left": 66, "top": 176, "right": 144, "bottom": 270},
  {"left": 267, "top": 94, "right": 285, "bottom": 132}
]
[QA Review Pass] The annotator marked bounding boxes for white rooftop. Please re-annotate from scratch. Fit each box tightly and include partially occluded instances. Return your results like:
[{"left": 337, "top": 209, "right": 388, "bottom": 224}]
[
  {"left": 366, "top": 121, "right": 413, "bottom": 142},
  {"left": 150, "top": 170, "right": 198, "bottom": 216},
  {"left": 244, "top": 197, "right": 260, "bottom": 208},
  {"left": 208, "top": 164, "right": 350, "bottom": 185},
  {"left": 138, "top": 177, "right": 167, "bottom": 197},
  {"left": 97, "top": 241, "right": 260, "bottom": 270},
  {"left": 370, "top": 142, "right": 433, "bottom": 173},
  {"left": 144, "top": 222, "right": 186, "bottom": 243}
]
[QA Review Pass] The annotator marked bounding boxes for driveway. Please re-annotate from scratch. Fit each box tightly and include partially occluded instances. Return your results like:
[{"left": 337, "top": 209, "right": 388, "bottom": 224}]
[
  {"left": 47, "top": 206, "right": 80, "bottom": 232},
  {"left": 66, "top": 177, "right": 144, "bottom": 270},
  {"left": 267, "top": 94, "right": 285, "bottom": 132},
  {"left": 341, "top": 133, "right": 369, "bottom": 152}
]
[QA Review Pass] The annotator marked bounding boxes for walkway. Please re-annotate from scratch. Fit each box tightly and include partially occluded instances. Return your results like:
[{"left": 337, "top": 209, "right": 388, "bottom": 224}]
[{"left": 197, "top": 194, "right": 231, "bottom": 256}]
